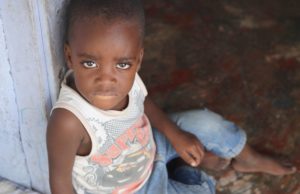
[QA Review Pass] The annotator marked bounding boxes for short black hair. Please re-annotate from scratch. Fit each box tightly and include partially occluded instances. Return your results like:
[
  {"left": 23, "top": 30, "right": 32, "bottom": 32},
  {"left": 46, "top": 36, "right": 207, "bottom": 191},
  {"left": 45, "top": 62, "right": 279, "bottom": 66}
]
[{"left": 65, "top": 0, "right": 145, "bottom": 43}]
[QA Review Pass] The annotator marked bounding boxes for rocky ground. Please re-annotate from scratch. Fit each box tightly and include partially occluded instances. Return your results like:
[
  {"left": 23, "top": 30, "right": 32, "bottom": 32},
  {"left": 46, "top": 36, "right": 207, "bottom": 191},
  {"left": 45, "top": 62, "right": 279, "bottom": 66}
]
[{"left": 141, "top": 1, "right": 300, "bottom": 193}]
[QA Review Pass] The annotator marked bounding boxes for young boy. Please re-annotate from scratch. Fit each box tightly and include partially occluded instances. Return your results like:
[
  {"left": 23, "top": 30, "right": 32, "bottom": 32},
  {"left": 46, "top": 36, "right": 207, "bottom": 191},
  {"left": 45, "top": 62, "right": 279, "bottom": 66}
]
[{"left": 47, "top": 0, "right": 297, "bottom": 193}]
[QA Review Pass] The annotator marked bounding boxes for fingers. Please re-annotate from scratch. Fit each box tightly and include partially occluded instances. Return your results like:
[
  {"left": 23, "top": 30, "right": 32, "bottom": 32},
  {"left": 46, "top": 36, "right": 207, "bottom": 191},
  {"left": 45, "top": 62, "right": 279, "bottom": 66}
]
[
  {"left": 172, "top": 130, "right": 206, "bottom": 167},
  {"left": 192, "top": 138, "right": 205, "bottom": 165},
  {"left": 182, "top": 143, "right": 205, "bottom": 167},
  {"left": 190, "top": 152, "right": 200, "bottom": 167},
  {"left": 182, "top": 152, "right": 197, "bottom": 167}
]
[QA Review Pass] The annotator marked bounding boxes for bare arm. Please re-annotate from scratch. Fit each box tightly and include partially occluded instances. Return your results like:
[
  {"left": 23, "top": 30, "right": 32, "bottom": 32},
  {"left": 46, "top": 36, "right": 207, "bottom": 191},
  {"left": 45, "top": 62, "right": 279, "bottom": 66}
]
[
  {"left": 144, "top": 97, "right": 205, "bottom": 167},
  {"left": 47, "top": 108, "right": 85, "bottom": 194}
]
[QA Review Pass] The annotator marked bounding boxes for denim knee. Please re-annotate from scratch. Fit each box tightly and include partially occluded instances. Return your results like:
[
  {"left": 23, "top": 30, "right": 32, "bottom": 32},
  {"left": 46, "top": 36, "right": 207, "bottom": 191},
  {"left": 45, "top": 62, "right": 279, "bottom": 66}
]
[
  {"left": 169, "top": 109, "right": 233, "bottom": 137},
  {"left": 169, "top": 109, "right": 247, "bottom": 158}
]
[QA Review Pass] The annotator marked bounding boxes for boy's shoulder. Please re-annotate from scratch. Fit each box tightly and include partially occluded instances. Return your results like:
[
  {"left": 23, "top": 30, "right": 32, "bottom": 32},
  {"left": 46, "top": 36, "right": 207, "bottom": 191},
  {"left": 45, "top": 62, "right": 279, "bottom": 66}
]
[
  {"left": 47, "top": 108, "right": 91, "bottom": 176},
  {"left": 47, "top": 108, "right": 85, "bottom": 141}
]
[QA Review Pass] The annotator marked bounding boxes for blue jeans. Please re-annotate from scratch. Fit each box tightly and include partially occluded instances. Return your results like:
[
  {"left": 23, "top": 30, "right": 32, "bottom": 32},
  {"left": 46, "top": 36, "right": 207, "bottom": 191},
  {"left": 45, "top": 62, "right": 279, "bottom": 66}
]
[{"left": 136, "top": 109, "right": 246, "bottom": 194}]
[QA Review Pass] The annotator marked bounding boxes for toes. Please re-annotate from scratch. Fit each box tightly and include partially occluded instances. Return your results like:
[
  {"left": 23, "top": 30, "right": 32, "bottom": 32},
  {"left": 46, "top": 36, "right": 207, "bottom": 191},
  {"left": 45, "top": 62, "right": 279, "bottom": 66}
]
[
  {"left": 288, "top": 166, "right": 297, "bottom": 174},
  {"left": 281, "top": 164, "right": 297, "bottom": 174}
]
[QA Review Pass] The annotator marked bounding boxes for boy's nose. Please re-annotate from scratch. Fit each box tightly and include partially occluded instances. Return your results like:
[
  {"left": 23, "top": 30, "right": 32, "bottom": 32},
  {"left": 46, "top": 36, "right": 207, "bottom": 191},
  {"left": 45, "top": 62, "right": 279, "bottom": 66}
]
[{"left": 94, "top": 66, "right": 117, "bottom": 83}]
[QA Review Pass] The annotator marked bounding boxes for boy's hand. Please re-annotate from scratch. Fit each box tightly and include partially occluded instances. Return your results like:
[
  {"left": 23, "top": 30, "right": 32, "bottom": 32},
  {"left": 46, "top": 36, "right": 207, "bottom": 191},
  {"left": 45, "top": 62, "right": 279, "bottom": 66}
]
[
  {"left": 169, "top": 128, "right": 205, "bottom": 167},
  {"left": 144, "top": 97, "right": 205, "bottom": 167}
]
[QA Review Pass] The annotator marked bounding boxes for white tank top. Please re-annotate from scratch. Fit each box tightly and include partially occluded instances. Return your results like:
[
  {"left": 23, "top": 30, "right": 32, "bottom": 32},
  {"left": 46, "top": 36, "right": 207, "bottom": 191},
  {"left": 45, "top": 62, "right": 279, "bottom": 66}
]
[{"left": 52, "top": 71, "right": 156, "bottom": 194}]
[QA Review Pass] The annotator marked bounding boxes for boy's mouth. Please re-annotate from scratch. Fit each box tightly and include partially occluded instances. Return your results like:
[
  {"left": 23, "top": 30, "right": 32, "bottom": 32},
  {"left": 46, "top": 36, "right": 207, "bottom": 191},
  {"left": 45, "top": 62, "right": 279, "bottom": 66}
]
[
  {"left": 93, "top": 90, "right": 118, "bottom": 97},
  {"left": 94, "top": 95, "right": 117, "bottom": 100}
]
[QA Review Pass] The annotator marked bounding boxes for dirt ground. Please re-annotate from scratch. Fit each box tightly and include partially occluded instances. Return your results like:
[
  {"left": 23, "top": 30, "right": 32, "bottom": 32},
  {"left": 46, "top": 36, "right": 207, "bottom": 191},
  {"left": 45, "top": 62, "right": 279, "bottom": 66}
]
[{"left": 141, "top": 1, "right": 300, "bottom": 193}]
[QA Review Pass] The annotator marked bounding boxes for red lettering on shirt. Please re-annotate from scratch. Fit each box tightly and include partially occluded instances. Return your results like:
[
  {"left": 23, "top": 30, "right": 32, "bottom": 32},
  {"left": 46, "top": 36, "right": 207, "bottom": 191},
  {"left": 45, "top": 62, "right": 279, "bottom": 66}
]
[
  {"left": 91, "top": 155, "right": 112, "bottom": 166},
  {"left": 91, "top": 115, "right": 152, "bottom": 166},
  {"left": 106, "top": 144, "right": 122, "bottom": 159}
]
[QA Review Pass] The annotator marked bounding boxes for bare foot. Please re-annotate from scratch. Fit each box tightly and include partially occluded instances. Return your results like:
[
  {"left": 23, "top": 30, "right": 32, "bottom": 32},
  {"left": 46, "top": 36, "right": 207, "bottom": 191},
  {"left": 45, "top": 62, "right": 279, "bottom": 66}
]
[
  {"left": 200, "top": 152, "right": 231, "bottom": 171},
  {"left": 232, "top": 145, "right": 297, "bottom": 176}
]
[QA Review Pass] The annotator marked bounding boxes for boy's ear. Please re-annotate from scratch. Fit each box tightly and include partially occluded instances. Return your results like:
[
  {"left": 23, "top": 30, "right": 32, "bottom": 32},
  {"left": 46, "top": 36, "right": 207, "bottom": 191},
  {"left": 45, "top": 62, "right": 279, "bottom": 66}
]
[
  {"left": 64, "top": 43, "right": 73, "bottom": 69},
  {"left": 137, "top": 48, "right": 144, "bottom": 71}
]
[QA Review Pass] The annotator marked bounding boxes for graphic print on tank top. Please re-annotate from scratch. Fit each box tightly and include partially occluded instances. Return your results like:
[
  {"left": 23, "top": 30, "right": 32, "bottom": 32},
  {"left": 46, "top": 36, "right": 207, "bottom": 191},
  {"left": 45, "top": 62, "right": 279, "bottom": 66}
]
[{"left": 82, "top": 115, "right": 155, "bottom": 190}]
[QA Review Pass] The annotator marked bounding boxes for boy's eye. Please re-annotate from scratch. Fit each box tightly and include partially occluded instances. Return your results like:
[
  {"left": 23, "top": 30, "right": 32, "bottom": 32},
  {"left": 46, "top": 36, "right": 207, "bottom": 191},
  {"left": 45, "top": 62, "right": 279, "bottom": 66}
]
[
  {"left": 116, "top": 63, "right": 131, "bottom": 70},
  {"left": 81, "top": 61, "right": 98, "bottom": 69}
]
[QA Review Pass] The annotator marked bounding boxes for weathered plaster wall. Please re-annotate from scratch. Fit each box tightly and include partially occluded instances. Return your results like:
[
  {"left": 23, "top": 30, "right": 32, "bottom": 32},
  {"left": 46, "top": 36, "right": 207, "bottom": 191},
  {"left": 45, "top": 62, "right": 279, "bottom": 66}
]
[
  {"left": 0, "top": 13, "right": 31, "bottom": 188},
  {"left": 0, "top": 1, "right": 68, "bottom": 193}
]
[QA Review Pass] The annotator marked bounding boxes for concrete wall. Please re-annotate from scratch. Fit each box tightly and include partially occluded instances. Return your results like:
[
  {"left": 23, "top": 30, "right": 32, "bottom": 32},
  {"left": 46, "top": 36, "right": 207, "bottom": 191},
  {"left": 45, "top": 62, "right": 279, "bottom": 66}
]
[{"left": 0, "top": 1, "right": 68, "bottom": 193}]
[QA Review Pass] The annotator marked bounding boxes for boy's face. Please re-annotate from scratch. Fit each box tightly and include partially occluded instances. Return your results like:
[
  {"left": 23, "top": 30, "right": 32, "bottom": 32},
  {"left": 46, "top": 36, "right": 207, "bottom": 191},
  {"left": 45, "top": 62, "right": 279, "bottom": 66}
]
[{"left": 65, "top": 18, "right": 144, "bottom": 111}]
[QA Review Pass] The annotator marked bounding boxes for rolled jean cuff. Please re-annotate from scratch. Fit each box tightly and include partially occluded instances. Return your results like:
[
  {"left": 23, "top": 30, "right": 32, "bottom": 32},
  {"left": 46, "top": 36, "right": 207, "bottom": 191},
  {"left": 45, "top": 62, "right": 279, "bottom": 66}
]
[{"left": 222, "top": 129, "right": 247, "bottom": 159}]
